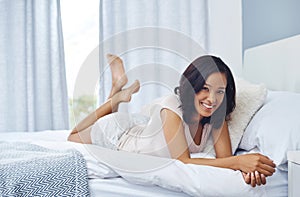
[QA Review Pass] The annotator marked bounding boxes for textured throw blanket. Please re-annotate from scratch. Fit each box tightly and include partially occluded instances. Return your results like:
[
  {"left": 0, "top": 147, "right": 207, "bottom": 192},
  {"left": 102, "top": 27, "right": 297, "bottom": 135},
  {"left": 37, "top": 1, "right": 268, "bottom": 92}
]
[{"left": 0, "top": 142, "right": 89, "bottom": 197}]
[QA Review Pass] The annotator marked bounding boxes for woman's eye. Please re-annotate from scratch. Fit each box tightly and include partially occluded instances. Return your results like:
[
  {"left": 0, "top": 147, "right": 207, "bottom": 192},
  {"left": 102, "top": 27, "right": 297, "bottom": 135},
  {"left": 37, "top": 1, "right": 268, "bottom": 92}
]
[
  {"left": 217, "top": 90, "right": 225, "bottom": 94},
  {"left": 202, "top": 87, "right": 209, "bottom": 91}
]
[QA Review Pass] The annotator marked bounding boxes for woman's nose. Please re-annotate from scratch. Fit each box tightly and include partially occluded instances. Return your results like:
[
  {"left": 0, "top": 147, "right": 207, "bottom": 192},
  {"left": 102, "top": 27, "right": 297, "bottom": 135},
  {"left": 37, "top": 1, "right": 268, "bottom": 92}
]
[{"left": 207, "top": 92, "right": 216, "bottom": 103}]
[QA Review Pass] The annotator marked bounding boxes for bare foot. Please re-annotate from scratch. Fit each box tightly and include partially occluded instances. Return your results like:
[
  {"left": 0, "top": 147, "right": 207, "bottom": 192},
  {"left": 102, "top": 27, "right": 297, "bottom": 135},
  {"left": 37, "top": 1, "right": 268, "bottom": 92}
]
[
  {"left": 107, "top": 54, "right": 128, "bottom": 98},
  {"left": 112, "top": 80, "right": 140, "bottom": 106}
]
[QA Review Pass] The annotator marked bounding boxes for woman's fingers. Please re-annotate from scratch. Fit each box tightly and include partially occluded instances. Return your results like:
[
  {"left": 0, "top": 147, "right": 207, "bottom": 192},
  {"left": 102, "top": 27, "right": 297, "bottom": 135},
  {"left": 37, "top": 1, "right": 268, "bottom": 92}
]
[
  {"left": 242, "top": 171, "right": 267, "bottom": 187},
  {"left": 257, "top": 163, "right": 276, "bottom": 176},
  {"left": 254, "top": 171, "right": 261, "bottom": 186},
  {"left": 260, "top": 156, "right": 276, "bottom": 168},
  {"left": 242, "top": 172, "right": 251, "bottom": 184},
  {"left": 250, "top": 172, "right": 256, "bottom": 187},
  {"left": 260, "top": 174, "right": 267, "bottom": 185},
  {"left": 238, "top": 153, "right": 276, "bottom": 178}
]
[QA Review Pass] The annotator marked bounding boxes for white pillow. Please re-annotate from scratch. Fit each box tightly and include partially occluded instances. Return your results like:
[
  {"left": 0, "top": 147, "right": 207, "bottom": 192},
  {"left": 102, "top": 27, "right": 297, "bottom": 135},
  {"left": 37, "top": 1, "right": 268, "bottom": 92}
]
[
  {"left": 202, "top": 79, "right": 267, "bottom": 156},
  {"left": 239, "top": 91, "right": 300, "bottom": 171}
]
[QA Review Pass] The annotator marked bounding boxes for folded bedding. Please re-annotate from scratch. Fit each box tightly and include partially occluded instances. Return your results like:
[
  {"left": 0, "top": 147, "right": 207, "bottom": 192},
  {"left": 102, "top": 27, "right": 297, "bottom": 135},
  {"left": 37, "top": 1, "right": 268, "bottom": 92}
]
[{"left": 0, "top": 141, "right": 90, "bottom": 197}]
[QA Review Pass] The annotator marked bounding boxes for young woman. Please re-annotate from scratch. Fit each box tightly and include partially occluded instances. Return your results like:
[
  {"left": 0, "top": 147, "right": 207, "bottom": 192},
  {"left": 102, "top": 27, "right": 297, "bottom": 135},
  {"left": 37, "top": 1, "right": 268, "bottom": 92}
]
[{"left": 68, "top": 54, "right": 276, "bottom": 187}]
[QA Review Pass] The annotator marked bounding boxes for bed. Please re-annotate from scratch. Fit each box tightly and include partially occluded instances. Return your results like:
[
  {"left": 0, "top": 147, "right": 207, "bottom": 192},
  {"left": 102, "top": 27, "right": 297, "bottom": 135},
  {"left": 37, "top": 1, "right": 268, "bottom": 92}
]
[
  {"left": 1, "top": 36, "right": 300, "bottom": 196},
  {"left": 2, "top": 88, "right": 297, "bottom": 197}
]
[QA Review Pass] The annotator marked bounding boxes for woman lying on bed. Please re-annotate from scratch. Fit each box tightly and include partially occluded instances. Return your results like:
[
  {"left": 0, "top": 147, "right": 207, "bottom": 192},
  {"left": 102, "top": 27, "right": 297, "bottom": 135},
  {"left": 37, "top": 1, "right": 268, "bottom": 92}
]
[{"left": 68, "top": 54, "right": 276, "bottom": 187}]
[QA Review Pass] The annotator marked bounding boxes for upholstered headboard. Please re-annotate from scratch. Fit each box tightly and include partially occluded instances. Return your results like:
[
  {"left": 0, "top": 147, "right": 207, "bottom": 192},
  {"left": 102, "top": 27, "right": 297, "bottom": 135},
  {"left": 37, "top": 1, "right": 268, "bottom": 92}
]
[{"left": 242, "top": 34, "right": 300, "bottom": 93}]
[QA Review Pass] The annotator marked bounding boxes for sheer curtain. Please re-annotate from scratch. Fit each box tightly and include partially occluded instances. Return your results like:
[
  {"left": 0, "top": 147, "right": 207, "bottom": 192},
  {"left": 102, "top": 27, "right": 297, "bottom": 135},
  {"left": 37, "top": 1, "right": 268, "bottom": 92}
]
[
  {"left": 0, "top": 0, "right": 69, "bottom": 132},
  {"left": 98, "top": 0, "right": 208, "bottom": 112}
]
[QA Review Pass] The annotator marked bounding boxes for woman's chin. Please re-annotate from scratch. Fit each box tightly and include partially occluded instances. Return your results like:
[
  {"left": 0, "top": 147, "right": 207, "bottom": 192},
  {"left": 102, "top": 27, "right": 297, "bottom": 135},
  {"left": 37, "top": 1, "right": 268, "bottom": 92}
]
[
  {"left": 197, "top": 111, "right": 213, "bottom": 118},
  {"left": 197, "top": 107, "right": 214, "bottom": 117}
]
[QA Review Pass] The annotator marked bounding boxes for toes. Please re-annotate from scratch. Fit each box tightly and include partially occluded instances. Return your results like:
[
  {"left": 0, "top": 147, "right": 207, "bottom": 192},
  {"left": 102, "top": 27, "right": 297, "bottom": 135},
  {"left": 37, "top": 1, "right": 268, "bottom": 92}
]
[
  {"left": 106, "top": 54, "right": 122, "bottom": 65},
  {"left": 129, "top": 80, "right": 140, "bottom": 94}
]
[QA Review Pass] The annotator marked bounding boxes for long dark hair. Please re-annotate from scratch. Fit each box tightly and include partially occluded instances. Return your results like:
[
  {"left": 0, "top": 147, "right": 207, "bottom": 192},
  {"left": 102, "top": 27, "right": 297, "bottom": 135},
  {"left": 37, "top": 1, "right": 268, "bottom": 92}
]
[{"left": 174, "top": 55, "right": 236, "bottom": 129}]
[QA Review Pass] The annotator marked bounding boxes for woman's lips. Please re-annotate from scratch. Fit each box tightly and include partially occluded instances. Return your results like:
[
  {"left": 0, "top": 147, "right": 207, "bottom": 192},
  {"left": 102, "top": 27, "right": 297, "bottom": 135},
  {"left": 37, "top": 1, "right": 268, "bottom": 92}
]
[{"left": 201, "top": 102, "right": 215, "bottom": 110}]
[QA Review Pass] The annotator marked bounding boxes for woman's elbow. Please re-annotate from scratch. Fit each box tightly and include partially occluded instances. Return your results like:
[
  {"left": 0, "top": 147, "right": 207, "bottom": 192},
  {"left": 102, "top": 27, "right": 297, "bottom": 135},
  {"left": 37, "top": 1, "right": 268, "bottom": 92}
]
[{"left": 176, "top": 156, "right": 191, "bottom": 164}]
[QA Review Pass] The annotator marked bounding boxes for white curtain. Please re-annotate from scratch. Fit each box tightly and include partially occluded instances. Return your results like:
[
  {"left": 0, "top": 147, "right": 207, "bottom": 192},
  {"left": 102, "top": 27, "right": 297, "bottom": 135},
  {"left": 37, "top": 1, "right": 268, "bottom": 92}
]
[
  {"left": 98, "top": 0, "right": 208, "bottom": 112},
  {"left": 0, "top": 0, "right": 69, "bottom": 132}
]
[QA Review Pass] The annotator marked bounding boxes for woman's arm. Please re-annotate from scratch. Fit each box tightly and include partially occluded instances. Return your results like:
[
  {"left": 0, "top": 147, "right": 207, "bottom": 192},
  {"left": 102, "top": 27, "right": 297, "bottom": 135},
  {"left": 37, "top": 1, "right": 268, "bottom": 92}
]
[
  {"left": 160, "top": 109, "right": 276, "bottom": 176},
  {"left": 212, "top": 121, "right": 232, "bottom": 158},
  {"left": 212, "top": 121, "right": 269, "bottom": 186}
]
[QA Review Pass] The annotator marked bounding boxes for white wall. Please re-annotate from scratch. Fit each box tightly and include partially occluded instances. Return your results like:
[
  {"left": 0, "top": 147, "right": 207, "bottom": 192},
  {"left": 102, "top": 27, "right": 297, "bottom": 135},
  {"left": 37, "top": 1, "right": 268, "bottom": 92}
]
[
  {"left": 242, "top": 0, "right": 300, "bottom": 51},
  {"left": 208, "top": 0, "right": 243, "bottom": 77}
]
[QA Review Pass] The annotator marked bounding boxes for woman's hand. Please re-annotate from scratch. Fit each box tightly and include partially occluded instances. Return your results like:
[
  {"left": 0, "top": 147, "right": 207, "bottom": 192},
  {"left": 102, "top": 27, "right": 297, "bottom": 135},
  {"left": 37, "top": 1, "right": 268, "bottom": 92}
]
[
  {"left": 242, "top": 171, "right": 267, "bottom": 187},
  {"left": 236, "top": 153, "right": 276, "bottom": 177}
]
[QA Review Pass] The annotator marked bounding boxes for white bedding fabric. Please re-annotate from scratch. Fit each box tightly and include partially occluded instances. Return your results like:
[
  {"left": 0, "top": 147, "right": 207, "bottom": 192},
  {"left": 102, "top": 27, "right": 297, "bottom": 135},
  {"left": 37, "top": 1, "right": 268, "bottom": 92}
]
[
  {"left": 239, "top": 90, "right": 300, "bottom": 171},
  {"left": 1, "top": 130, "right": 287, "bottom": 197}
]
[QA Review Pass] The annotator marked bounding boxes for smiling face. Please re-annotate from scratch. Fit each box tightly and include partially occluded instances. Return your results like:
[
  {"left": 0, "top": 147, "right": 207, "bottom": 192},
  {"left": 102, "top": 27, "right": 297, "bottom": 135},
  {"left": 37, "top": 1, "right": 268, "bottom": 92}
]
[
  {"left": 178, "top": 55, "right": 236, "bottom": 128},
  {"left": 193, "top": 72, "right": 227, "bottom": 121}
]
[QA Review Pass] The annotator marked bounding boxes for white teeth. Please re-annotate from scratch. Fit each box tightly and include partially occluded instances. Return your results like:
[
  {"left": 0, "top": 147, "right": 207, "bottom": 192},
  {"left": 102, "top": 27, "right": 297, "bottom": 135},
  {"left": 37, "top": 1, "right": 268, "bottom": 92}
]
[{"left": 202, "top": 103, "right": 213, "bottom": 109}]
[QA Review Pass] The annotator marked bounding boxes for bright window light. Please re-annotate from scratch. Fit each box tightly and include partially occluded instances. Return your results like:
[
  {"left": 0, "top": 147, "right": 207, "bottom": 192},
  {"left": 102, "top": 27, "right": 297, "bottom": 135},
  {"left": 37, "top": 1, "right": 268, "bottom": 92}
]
[{"left": 60, "top": 0, "right": 99, "bottom": 128}]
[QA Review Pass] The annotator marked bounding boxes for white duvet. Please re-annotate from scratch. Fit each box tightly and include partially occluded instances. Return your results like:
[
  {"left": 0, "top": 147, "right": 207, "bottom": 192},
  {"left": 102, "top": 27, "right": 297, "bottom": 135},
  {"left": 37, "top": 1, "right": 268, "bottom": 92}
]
[
  {"left": 87, "top": 145, "right": 267, "bottom": 197},
  {"left": 1, "top": 130, "right": 267, "bottom": 197}
]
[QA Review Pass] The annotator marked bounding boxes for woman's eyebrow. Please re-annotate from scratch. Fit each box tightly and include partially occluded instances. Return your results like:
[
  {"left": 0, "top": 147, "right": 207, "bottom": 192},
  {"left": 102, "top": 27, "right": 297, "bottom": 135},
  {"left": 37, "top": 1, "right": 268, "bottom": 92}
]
[{"left": 205, "top": 83, "right": 226, "bottom": 89}]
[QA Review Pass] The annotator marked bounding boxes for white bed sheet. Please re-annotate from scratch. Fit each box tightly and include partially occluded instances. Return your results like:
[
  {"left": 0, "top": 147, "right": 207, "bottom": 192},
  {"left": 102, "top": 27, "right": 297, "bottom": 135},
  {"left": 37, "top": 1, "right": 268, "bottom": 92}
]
[
  {"left": 236, "top": 149, "right": 288, "bottom": 197},
  {"left": 1, "top": 130, "right": 189, "bottom": 196},
  {"left": 0, "top": 130, "right": 287, "bottom": 197},
  {"left": 89, "top": 178, "right": 190, "bottom": 197}
]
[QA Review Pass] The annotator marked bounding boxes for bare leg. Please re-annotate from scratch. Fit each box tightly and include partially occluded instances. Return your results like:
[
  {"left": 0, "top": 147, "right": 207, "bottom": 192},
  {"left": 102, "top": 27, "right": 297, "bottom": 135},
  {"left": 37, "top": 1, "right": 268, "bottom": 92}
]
[
  {"left": 107, "top": 54, "right": 128, "bottom": 99},
  {"left": 68, "top": 126, "right": 93, "bottom": 144},
  {"left": 68, "top": 80, "right": 140, "bottom": 143},
  {"left": 68, "top": 54, "right": 130, "bottom": 143}
]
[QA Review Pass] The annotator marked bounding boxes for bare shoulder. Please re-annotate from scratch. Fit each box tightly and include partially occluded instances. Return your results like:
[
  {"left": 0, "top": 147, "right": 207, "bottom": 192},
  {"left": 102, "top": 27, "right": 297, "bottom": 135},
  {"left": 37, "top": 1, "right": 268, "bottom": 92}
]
[
  {"left": 160, "top": 108, "right": 183, "bottom": 134},
  {"left": 160, "top": 108, "right": 182, "bottom": 123}
]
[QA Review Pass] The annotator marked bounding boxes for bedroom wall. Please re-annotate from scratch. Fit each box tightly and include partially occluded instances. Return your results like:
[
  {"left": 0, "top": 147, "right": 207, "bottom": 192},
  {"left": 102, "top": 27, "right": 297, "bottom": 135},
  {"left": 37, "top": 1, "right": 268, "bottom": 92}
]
[
  {"left": 242, "top": 0, "right": 300, "bottom": 52},
  {"left": 241, "top": 0, "right": 300, "bottom": 92},
  {"left": 208, "top": 0, "right": 300, "bottom": 81}
]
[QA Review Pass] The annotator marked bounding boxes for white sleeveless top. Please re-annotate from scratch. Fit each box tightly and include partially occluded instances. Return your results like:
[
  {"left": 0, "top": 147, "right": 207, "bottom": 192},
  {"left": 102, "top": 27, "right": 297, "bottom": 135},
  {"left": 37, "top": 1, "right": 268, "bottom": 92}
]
[{"left": 117, "top": 94, "right": 212, "bottom": 158}]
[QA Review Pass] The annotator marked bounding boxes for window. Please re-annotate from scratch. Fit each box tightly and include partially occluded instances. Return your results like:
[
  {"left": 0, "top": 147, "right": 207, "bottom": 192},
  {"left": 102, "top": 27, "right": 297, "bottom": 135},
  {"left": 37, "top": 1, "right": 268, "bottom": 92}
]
[{"left": 60, "top": 0, "right": 99, "bottom": 128}]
